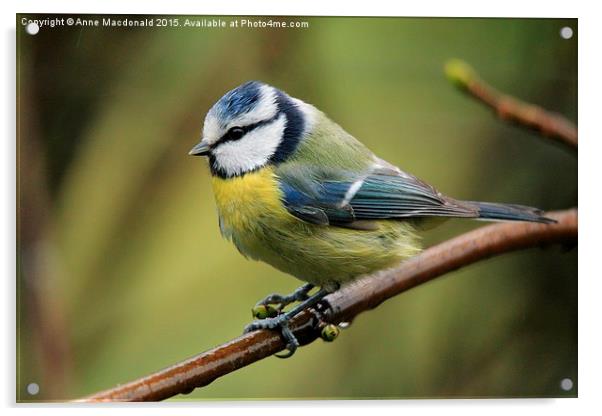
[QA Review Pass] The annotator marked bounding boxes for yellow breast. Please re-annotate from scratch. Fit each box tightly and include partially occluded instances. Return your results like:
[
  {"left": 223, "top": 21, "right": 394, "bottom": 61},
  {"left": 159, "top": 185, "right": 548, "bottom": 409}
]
[{"left": 211, "top": 167, "right": 288, "bottom": 233}]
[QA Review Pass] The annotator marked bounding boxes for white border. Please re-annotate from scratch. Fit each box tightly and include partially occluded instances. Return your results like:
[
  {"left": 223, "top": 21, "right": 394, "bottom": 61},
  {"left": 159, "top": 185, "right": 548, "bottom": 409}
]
[
  {"left": 3, "top": 1, "right": 599, "bottom": 415},
  {"left": 12, "top": 0, "right": 580, "bottom": 17}
]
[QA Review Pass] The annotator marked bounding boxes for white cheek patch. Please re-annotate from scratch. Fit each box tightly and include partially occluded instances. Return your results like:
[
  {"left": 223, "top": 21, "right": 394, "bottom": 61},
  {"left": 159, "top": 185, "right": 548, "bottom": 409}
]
[{"left": 213, "top": 114, "right": 287, "bottom": 176}]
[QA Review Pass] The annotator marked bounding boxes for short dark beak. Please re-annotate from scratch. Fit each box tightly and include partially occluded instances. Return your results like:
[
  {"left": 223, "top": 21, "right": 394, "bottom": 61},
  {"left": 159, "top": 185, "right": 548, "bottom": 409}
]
[{"left": 188, "top": 140, "right": 210, "bottom": 156}]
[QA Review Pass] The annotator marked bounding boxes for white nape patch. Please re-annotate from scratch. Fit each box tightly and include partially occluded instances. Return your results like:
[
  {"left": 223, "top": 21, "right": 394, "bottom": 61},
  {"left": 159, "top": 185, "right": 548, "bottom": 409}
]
[
  {"left": 339, "top": 178, "right": 364, "bottom": 207},
  {"left": 212, "top": 114, "right": 287, "bottom": 176},
  {"left": 291, "top": 97, "right": 317, "bottom": 133}
]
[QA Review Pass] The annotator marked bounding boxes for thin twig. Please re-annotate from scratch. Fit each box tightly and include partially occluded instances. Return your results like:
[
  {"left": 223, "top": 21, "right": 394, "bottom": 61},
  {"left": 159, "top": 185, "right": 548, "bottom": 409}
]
[
  {"left": 79, "top": 208, "right": 577, "bottom": 402},
  {"left": 445, "top": 59, "right": 578, "bottom": 150}
]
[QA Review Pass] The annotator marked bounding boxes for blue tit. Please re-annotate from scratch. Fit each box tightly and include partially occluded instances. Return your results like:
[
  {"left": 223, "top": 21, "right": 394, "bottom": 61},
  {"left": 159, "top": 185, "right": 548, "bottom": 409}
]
[{"left": 189, "top": 81, "right": 553, "bottom": 357}]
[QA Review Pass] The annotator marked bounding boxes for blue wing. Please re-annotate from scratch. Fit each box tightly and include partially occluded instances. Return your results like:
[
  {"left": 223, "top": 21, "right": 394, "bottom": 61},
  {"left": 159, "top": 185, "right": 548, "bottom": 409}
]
[{"left": 278, "top": 164, "right": 479, "bottom": 228}]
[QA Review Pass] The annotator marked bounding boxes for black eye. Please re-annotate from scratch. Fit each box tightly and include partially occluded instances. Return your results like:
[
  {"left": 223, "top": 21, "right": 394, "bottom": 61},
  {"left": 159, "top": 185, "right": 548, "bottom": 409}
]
[{"left": 228, "top": 127, "right": 245, "bottom": 141}]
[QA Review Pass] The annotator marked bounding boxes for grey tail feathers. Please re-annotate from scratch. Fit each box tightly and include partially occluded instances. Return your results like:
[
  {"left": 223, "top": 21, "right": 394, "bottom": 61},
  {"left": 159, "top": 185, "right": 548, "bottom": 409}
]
[{"left": 468, "top": 201, "right": 557, "bottom": 224}]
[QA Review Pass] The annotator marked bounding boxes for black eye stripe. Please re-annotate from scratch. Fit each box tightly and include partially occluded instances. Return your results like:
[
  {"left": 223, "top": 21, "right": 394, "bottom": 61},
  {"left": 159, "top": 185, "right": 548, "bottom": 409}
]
[
  {"left": 227, "top": 127, "right": 245, "bottom": 141},
  {"left": 213, "top": 113, "right": 281, "bottom": 148}
]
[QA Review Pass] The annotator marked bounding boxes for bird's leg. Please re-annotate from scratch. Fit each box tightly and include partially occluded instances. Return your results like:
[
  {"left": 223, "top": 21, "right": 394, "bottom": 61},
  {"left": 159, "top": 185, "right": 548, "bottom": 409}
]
[
  {"left": 255, "top": 283, "right": 315, "bottom": 312},
  {"left": 244, "top": 287, "right": 329, "bottom": 358}
]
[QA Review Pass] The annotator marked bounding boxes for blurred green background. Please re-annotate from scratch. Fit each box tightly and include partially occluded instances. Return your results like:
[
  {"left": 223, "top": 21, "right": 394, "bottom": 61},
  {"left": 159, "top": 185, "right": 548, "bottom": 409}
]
[{"left": 17, "top": 15, "right": 577, "bottom": 401}]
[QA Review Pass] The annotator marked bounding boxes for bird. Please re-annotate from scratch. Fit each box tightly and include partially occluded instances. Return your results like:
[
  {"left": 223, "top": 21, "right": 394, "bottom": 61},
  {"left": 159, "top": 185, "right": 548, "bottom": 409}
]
[{"left": 189, "top": 80, "right": 554, "bottom": 357}]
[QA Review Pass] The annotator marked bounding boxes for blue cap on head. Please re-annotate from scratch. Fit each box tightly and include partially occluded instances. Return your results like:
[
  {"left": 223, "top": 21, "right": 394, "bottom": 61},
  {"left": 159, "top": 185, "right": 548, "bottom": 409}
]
[{"left": 210, "top": 81, "right": 264, "bottom": 127}]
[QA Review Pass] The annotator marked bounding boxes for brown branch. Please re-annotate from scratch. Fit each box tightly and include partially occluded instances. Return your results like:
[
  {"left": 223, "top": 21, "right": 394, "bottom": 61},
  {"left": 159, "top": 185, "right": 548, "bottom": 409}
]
[
  {"left": 444, "top": 59, "right": 578, "bottom": 150},
  {"left": 79, "top": 208, "right": 577, "bottom": 402}
]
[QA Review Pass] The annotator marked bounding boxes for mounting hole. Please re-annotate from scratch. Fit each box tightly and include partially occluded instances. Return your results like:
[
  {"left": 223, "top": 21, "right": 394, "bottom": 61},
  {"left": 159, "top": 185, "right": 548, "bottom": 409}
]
[
  {"left": 26, "top": 22, "right": 40, "bottom": 35},
  {"left": 27, "top": 382, "right": 40, "bottom": 395},
  {"left": 560, "top": 378, "right": 574, "bottom": 391},
  {"left": 560, "top": 26, "right": 573, "bottom": 40}
]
